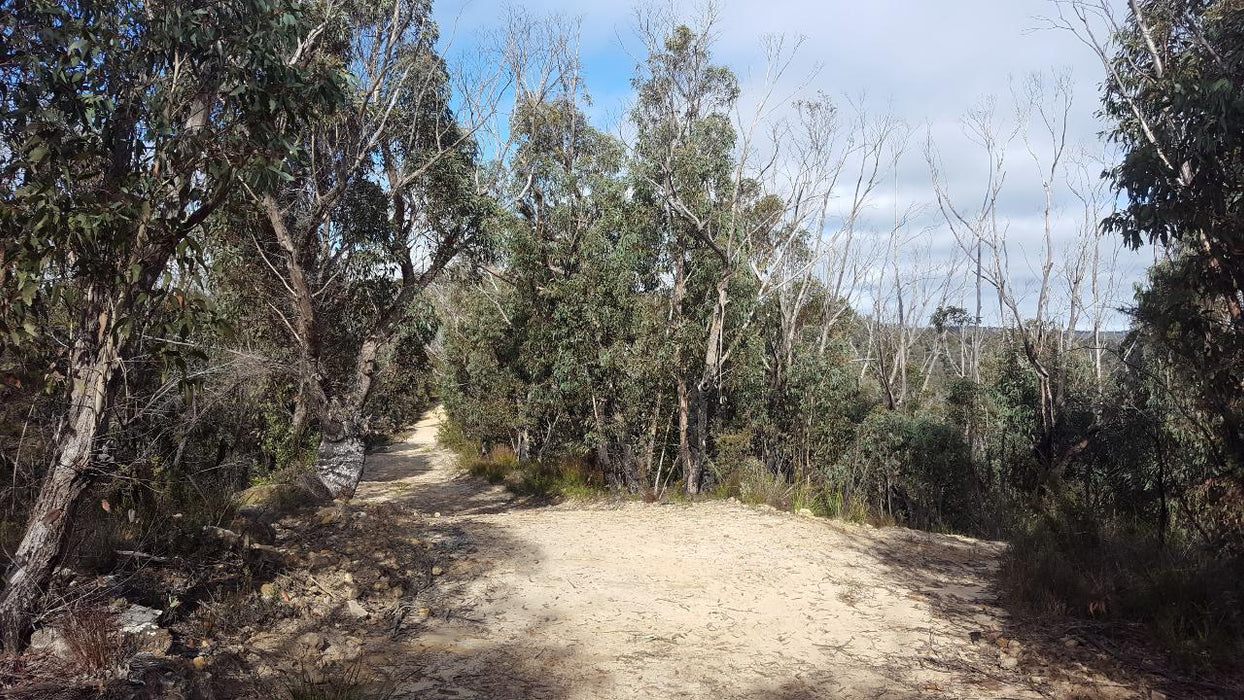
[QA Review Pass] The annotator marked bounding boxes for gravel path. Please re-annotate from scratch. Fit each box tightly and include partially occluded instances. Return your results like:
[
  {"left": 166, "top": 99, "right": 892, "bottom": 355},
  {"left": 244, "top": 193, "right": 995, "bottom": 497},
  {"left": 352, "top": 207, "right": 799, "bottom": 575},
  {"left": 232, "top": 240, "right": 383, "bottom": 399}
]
[{"left": 353, "top": 409, "right": 1149, "bottom": 700}]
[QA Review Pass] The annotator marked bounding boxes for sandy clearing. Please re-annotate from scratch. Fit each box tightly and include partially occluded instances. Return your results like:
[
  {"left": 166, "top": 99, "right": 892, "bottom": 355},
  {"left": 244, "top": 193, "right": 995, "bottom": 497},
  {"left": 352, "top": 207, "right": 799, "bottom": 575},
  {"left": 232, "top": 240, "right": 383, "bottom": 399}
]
[{"left": 354, "top": 409, "right": 1149, "bottom": 700}]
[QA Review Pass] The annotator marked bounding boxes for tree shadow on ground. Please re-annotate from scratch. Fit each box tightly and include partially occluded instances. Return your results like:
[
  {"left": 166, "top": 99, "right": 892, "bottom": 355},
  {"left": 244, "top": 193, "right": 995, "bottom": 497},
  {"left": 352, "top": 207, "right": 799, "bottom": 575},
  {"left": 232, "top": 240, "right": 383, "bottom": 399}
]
[
  {"left": 827, "top": 522, "right": 1228, "bottom": 699},
  {"left": 357, "top": 446, "right": 557, "bottom": 517},
  {"left": 197, "top": 500, "right": 589, "bottom": 700}
]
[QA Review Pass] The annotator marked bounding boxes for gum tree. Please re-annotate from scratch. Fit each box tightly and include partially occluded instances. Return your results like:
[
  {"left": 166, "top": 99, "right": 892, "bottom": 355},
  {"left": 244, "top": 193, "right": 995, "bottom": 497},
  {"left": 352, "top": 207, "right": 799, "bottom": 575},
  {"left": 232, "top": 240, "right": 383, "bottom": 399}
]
[{"left": 0, "top": 0, "right": 342, "bottom": 648}]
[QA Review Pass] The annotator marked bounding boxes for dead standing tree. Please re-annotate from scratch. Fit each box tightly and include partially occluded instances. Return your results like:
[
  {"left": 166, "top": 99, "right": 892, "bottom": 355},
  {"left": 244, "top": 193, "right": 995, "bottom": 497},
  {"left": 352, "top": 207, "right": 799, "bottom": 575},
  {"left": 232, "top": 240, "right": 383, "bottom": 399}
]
[{"left": 930, "top": 72, "right": 1102, "bottom": 486}]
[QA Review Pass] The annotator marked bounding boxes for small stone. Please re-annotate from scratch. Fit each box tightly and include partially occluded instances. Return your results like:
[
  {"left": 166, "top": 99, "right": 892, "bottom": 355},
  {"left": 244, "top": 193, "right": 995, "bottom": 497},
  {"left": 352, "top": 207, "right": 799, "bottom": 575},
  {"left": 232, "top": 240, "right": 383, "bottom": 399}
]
[
  {"left": 322, "top": 637, "right": 363, "bottom": 663},
  {"left": 433, "top": 512, "right": 441, "bottom": 518},
  {"left": 796, "top": 508, "right": 815, "bottom": 518},
  {"left": 431, "top": 566, "right": 444, "bottom": 576},
  {"left": 1063, "top": 637, "right": 1078, "bottom": 648},
  {"left": 28, "top": 627, "right": 69, "bottom": 658},
  {"left": 999, "top": 655, "right": 1019, "bottom": 670},
  {"left": 1008, "top": 639, "right": 1021, "bottom": 651},
  {"left": 344, "top": 600, "right": 369, "bottom": 619},
  {"left": 133, "top": 627, "right": 173, "bottom": 655},
  {"left": 296, "top": 631, "right": 328, "bottom": 656}
]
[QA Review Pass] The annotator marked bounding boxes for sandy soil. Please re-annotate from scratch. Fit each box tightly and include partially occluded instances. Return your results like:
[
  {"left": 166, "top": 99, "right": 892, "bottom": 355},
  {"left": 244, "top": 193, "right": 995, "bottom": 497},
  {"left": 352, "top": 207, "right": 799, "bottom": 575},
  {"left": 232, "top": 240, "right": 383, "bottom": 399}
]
[{"left": 354, "top": 409, "right": 1154, "bottom": 700}]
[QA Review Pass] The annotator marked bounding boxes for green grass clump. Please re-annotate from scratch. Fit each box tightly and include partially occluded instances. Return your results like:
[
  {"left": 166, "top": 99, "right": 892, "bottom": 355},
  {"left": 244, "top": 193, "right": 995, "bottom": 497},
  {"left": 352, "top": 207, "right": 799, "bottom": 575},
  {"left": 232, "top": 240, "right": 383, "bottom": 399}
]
[{"left": 462, "top": 445, "right": 605, "bottom": 501}]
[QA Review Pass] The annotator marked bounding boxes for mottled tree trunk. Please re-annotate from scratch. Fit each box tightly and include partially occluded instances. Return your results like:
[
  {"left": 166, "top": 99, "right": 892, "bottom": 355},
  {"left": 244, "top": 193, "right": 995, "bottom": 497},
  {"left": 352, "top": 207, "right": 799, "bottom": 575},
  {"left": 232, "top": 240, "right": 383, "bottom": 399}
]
[
  {"left": 316, "top": 412, "right": 367, "bottom": 499},
  {"left": 0, "top": 336, "right": 119, "bottom": 649},
  {"left": 639, "top": 397, "right": 662, "bottom": 491},
  {"left": 314, "top": 335, "right": 382, "bottom": 498}
]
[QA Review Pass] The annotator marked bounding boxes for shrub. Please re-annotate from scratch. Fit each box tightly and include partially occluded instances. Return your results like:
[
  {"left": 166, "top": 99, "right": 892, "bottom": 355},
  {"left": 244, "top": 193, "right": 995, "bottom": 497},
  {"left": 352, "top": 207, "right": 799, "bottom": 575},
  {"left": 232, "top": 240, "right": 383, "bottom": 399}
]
[
  {"left": 61, "top": 607, "right": 124, "bottom": 674},
  {"left": 1000, "top": 507, "right": 1244, "bottom": 671},
  {"left": 283, "top": 663, "right": 397, "bottom": 700}
]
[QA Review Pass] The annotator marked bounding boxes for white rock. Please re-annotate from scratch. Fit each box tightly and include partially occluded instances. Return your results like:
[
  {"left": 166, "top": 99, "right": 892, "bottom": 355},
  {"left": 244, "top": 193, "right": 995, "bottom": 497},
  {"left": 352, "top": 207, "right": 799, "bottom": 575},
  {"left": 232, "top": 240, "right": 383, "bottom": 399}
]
[
  {"left": 344, "top": 600, "right": 369, "bottom": 619},
  {"left": 28, "top": 627, "right": 69, "bottom": 658}
]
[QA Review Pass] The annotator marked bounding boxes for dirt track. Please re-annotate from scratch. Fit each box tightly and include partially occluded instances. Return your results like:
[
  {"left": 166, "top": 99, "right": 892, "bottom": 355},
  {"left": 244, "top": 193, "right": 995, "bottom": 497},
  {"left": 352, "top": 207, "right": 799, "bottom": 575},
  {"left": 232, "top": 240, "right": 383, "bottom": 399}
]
[{"left": 355, "top": 410, "right": 1151, "bottom": 699}]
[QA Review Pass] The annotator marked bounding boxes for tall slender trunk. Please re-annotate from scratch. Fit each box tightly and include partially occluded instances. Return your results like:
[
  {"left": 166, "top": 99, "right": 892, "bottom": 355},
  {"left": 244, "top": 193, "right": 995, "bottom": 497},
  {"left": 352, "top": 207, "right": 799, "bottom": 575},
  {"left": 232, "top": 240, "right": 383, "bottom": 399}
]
[
  {"left": 0, "top": 314, "right": 121, "bottom": 649},
  {"left": 687, "top": 277, "right": 729, "bottom": 495},
  {"left": 690, "top": 383, "right": 707, "bottom": 494},
  {"left": 640, "top": 397, "right": 662, "bottom": 492},
  {"left": 677, "top": 378, "right": 695, "bottom": 494}
]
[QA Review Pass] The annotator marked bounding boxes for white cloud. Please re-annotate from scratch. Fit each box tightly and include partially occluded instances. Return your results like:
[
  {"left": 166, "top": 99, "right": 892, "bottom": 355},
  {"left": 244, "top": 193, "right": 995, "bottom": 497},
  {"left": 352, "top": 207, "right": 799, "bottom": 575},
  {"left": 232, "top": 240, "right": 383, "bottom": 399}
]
[{"left": 434, "top": 0, "right": 1143, "bottom": 328}]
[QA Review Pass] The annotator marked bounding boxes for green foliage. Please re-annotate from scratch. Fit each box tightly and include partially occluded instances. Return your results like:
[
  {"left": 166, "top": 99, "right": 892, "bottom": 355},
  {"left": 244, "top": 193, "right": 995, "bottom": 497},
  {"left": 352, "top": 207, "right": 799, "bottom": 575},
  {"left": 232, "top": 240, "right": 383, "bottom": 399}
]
[
  {"left": 0, "top": 0, "right": 343, "bottom": 348},
  {"left": 459, "top": 442, "right": 606, "bottom": 501},
  {"left": 1002, "top": 505, "right": 1244, "bottom": 671},
  {"left": 1103, "top": 0, "right": 1244, "bottom": 476}
]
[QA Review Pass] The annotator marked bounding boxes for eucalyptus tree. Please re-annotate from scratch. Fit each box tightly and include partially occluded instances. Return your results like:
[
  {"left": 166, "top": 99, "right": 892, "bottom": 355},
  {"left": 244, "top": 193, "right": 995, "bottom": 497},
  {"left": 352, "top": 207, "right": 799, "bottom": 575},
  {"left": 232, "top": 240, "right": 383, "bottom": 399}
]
[
  {"left": 0, "top": 0, "right": 342, "bottom": 648},
  {"left": 630, "top": 16, "right": 868, "bottom": 493},
  {"left": 929, "top": 74, "right": 1107, "bottom": 487},
  {"left": 253, "top": 0, "right": 495, "bottom": 498}
]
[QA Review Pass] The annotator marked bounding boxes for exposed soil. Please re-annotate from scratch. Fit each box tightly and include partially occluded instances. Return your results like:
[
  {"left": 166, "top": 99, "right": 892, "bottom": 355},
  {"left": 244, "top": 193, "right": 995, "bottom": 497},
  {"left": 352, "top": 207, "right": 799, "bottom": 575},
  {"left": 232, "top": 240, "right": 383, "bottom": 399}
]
[{"left": 351, "top": 410, "right": 1164, "bottom": 699}]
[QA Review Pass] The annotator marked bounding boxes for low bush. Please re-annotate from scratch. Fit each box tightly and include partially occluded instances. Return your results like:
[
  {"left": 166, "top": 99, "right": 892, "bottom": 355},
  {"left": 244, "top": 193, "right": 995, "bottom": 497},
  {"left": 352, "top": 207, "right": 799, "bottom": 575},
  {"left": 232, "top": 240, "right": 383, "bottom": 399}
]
[
  {"left": 460, "top": 445, "right": 605, "bottom": 501},
  {"left": 283, "top": 662, "right": 397, "bottom": 700},
  {"left": 1000, "top": 507, "right": 1244, "bottom": 672}
]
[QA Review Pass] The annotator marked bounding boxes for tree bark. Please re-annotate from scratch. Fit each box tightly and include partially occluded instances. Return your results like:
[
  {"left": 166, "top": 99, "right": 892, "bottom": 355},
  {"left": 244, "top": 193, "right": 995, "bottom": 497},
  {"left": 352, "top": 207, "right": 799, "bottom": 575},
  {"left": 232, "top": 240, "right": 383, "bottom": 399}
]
[
  {"left": 314, "top": 333, "right": 384, "bottom": 498},
  {"left": 0, "top": 333, "right": 119, "bottom": 649},
  {"left": 677, "top": 378, "right": 696, "bottom": 494}
]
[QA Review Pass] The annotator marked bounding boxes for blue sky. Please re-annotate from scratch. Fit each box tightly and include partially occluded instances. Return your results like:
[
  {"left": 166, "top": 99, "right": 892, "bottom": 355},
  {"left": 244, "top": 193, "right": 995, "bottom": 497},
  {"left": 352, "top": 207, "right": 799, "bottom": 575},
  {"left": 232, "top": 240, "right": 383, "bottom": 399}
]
[{"left": 432, "top": 0, "right": 1145, "bottom": 329}]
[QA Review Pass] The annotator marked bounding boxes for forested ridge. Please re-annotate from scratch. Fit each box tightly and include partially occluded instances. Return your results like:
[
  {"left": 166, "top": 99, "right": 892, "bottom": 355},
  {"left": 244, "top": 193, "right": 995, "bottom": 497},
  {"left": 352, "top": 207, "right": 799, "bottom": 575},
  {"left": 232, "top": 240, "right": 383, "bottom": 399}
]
[{"left": 1, "top": 0, "right": 1242, "bottom": 696}]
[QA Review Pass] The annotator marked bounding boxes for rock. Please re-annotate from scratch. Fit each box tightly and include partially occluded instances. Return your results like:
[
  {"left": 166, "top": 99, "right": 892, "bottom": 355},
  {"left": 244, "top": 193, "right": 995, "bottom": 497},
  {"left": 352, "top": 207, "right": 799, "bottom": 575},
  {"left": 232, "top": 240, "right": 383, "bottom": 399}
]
[
  {"left": 316, "top": 506, "right": 344, "bottom": 526},
  {"left": 322, "top": 637, "right": 363, "bottom": 664},
  {"left": 344, "top": 600, "right": 369, "bottom": 619},
  {"left": 796, "top": 508, "right": 815, "bottom": 518},
  {"left": 228, "top": 515, "right": 276, "bottom": 546},
  {"left": 999, "top": 654, "right": 1019, "bottom": 670},
  {"left": 118, "top": 603, "right": 172, "bottom": 655},
  {"left": 28, "top": 626, "right": 69, "bottom": 658},
  {"left": 431, "top": 566, "right": 444, "bottom": 576},
  {"left": 236, "top": 479, "right": 328, "bottom": 522},
  {"left": 248, "top": 632, "right": 284, "bottom": 655},
  {"left": 131, "top": 627, "right": 173, "bottom": 655},
  {"left": 295, "top": 632, "right": 328, "bottom": 658},
  {"left": 1062, "top": 637, "right": 1079, "bottom": 648},
  {"left": 1008, "top": 639, "right": 1021, "bottom": 651}
]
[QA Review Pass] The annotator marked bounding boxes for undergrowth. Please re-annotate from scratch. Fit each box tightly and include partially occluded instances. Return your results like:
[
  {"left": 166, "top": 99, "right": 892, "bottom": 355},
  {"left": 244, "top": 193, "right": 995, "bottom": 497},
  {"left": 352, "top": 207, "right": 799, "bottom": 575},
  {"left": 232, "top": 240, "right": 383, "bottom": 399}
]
[
  {"left": 1000, "top": 506, "right": 1244, "bottom": 673},
  {"left": 439, "top": 421, "right": 605, "bottom": 500},
  {"left": 283, "top": 663, "right": 397, "bottom": 700}
]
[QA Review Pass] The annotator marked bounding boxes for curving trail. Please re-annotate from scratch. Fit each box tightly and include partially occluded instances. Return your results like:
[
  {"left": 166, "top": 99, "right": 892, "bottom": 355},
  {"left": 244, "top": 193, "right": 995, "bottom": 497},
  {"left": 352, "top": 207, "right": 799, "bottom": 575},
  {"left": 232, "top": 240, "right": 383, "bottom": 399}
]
[{"left": 355, "top": 409, "right": 1149, "bottom": 700}]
